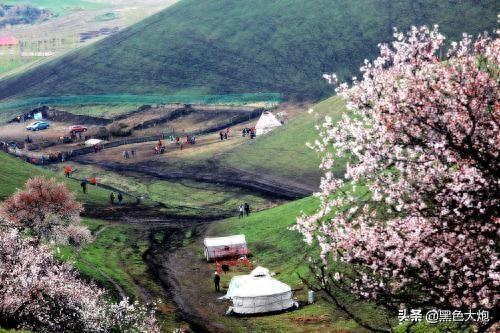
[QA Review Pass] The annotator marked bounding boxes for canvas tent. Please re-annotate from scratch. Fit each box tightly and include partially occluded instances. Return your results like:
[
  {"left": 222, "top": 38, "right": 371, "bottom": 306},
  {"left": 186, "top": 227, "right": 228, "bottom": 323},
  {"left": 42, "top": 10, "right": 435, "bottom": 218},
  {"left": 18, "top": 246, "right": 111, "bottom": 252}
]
[
  {"left": 203, "top": 235, "right": 248, "bottom": 261},
  {"left": 221, "top": 266, "right": 296, "bottom": 314},
  {"left": 255, "top": 111, "right": 282, "bottom": 136},
  {"left": 85, "top": 138, "right": 105, "bottom": 146}
]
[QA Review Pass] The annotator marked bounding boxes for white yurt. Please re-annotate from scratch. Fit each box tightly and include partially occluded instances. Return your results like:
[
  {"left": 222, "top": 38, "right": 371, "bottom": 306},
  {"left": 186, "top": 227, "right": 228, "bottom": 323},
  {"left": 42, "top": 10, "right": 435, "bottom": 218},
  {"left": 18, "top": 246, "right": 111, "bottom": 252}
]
[
  {"left": 255, "top": 111, "right": 282, "bottom": 136},
  {"left": 203, "top": 235, "right": 248, "bottom": 262},
  {"left": 221, "top": 266, "right": 296, "bottom": 314}
]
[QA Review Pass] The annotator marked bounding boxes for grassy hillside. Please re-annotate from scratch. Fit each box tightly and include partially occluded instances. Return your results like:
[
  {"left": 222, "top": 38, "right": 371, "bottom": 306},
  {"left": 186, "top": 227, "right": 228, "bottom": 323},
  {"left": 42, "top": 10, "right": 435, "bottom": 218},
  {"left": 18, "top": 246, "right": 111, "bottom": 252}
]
[
  {"left": 49, "top": 162, "right": 280, "bottom": 218},
  {"left": 202, "top": 197, "right": 391, "bottom": 332},
  {"left": 221, "top": 95, "right": 347, "bottom": 189},
  {"left": 0, "top": 0, "right": 496, "bottom": 102},
  {"left": 0, "top": 152, "right": 129, "bottom": 205},
  {"left": 208, "top": 196, "right": 319, "bottom": 285}
]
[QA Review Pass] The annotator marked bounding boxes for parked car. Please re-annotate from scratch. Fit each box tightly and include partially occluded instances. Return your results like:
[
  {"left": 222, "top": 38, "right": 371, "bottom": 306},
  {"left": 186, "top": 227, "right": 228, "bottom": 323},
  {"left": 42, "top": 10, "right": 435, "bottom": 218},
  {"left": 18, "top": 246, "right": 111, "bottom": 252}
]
[
  {"left": 26, "top": 121, "right": 50, "bottom": 131},
  {"left": 69, "top": 125, "right": 88, "bottom": 133}
]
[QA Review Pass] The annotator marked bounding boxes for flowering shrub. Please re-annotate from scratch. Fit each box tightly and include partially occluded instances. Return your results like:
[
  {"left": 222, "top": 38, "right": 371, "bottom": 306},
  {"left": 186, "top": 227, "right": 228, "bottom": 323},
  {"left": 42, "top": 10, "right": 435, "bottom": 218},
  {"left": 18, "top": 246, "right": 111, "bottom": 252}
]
[
  {"left": 0, "top": 176, "right": 87, "bottom": 245},
  {"left": 297, "top": 26, "right": 499, "bottom": 324},
  {"left": 0, "top": 177, "right": 160, "bottom": 332},
  {"left": 0, "top": 227, "right": 159, "bottom": 332}
]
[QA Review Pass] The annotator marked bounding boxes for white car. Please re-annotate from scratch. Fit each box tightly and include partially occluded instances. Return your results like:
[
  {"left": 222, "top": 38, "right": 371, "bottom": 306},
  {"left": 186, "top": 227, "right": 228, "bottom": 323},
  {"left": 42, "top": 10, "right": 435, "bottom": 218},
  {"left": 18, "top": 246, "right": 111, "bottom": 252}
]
[{"left": 26, "top": 121, "right": 50, "bottom": 131}]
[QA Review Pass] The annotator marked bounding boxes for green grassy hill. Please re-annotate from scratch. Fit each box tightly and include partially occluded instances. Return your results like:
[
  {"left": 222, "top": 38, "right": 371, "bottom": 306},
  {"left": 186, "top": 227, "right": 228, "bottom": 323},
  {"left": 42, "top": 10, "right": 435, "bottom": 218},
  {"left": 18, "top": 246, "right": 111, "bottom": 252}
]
[
  {"left": 220, "top": 96, "right": 347, "bottom": 189},
  {"left": 0, "top": 0, "right": 496, "bottom": 102},
  {"left": 208, "top": 196, "right": 319, "bottom": 285},
  {"left": 0, "top": 152, "right": 124, "bottom": 205}
]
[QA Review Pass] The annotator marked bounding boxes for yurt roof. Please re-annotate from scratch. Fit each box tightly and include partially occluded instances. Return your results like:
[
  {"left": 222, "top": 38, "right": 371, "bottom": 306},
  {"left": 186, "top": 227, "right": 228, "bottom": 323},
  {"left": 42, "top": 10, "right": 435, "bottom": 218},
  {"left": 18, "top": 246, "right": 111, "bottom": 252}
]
[
  {"left": 204, "top": 234, "right": 246, "bottom": 247},
  {"left": 255, "top": 112, "right": 282, "bottom": 129},
  {"left": 250, "top": 266, "right": 270, "bottom": 277},
  {"left": 229, "top": 275, "right": 291, "bottom": 298},
  {"left": 222, "top": 267, "right": 292, "bottom": 299}
]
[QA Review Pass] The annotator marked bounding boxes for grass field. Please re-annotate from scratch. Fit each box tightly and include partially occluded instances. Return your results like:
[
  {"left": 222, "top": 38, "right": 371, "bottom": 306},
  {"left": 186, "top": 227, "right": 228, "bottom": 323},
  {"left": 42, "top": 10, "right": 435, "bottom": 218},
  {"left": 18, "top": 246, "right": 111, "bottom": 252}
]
[
  {"left": 55, "top": 217, "right": 183, "bottom": 331},
  {"left": 0, "top": 152, "right": 133, "bottom": 205},
  {"left": 205, "top": 194, "right": 467, "bottom": 332},
  {"left": 0, "top": 93, "right": 281, "bottom": 116},
  {"left": 56, "top": 218, "right": 155, "bottom": 300},
  {"left": 184, "top": 196, "right": 389, "bottom": 332},
  {"left": 220, "top": 95, "right": 347, "bottom": 189},
  {"left": 0, "top": 0, "right": 496, "bottom": 102},
  {"left": 0, "top": 58, "right": 45, "bottom": 76},
  {"left": 49, "top": 163, "right": 281, "bottom": 218},
  {"left": 208, "top": 197, "right": 319, "bottom": 285}
]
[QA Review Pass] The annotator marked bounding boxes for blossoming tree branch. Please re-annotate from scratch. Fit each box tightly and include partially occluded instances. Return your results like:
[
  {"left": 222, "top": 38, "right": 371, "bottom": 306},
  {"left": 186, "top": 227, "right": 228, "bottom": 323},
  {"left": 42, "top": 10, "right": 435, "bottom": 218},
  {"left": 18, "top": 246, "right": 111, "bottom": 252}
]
[
  {"left": 296, "top": 26, "right": 499, "bottom": 331},
  {"left": 0, "top": 177, "right": 160, "bottom": 332}
]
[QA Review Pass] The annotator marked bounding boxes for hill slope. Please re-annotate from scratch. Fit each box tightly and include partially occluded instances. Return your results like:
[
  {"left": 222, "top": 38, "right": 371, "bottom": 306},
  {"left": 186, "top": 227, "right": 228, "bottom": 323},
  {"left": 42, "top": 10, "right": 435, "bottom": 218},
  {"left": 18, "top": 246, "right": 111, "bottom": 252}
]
[
  {"left": 0, "top": 0, "right": 497, "bottom": 102},
  {"left": 0, "top": 152, "right": 123, "bottom": 205},
  {"left": 219, "top": 96, "right": 347, "bottom": 190}
]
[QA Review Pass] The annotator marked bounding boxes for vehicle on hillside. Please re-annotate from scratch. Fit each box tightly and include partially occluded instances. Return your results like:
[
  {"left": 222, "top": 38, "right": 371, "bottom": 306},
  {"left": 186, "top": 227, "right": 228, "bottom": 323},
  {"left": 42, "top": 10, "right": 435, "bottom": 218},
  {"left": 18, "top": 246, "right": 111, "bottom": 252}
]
[
  {"left": 26, "top": 121, "right": 49, "bottom": 131},
  {"left": 69, "top": 125, "right": 88, "bottom": 133}
]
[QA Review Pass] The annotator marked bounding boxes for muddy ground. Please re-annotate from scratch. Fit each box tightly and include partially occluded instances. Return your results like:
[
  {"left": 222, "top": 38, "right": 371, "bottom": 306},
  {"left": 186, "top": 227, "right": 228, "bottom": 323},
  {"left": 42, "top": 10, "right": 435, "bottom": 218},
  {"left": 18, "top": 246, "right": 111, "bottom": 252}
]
[{"left": 86, "top": 203, "right": 235, "bottom": 332}]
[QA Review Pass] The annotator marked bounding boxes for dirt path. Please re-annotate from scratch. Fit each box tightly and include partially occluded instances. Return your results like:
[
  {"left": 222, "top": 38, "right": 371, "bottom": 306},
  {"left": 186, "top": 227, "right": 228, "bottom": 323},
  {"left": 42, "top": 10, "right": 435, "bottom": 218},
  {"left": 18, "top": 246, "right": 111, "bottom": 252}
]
[
  {"left": 144, "top": 224, "right": 231, "bottom": 333},
  {"left": 90, "top": 205, "right": 226, "bottom": 332}
]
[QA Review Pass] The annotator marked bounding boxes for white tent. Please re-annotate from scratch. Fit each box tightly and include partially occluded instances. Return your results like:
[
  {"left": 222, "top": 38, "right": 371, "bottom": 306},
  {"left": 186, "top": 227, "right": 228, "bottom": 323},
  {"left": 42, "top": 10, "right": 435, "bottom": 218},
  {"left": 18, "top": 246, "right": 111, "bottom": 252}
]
[
  {"left": 85, "top": 138, "right": 105, "bottom": 146},
  {"left": 203, "top": 235, "right": 248, "bottom": 262},
  {"left": 221, "top": 266, "right": 296, "bottom": 314},
  {"left": 255, "top": 111, "right": 282, "bottom": 136}
]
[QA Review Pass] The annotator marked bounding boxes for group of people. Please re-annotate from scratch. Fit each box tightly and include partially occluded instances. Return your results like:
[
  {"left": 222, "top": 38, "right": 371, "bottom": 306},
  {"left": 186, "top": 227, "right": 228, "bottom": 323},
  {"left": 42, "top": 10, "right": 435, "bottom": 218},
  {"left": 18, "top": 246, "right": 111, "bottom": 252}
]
[
  {"left": 219, "top": 128, "right": 232, "bottom": 141},
  {"left": 93, "top": 144, "right": 103, "bottom": 153},
  {"left": 109, "top": 191, "right": 124, "bottom": 206},
  {"left": 238, "top": 203, "right": 251, "bottom": 218},
  {"left": 153, "top": 140, "right": 165, "bottom": 155},
  {"left": 122, "top": 149, "right": 136, "bottom": 159},
  {"left": 14, "top": 112, "right": 36, "bottom": 123},
  {"left": 48, "top": 151, "right": 71, "bottom": 162},
  {"left": 242, "top": 127, "right": 256, "bottom": 139}
]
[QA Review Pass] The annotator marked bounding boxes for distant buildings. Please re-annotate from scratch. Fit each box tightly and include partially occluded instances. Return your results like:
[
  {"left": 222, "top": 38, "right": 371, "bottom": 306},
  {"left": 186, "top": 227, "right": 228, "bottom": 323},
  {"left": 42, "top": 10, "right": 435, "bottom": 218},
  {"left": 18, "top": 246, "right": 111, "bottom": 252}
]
[{"left": 0, "top": 36, "right": 19, "bottom": 55}]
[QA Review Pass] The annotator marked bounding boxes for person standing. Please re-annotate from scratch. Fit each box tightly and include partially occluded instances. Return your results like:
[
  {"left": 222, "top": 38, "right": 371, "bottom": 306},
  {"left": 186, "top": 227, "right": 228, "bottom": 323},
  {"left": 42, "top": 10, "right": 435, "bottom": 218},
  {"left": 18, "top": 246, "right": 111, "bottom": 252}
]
[
  {"left": 214, "top": 272, "right": 221, "bottom": 292},
  {"left": 239, "top": 204, "right": 244, "bottom": 218},
  {"left": 110, "top": 192, "right": 115, "bottom": 205},
  {"left": 64, "top": 164, "right": 71, "bottom": 178},
  {"left": 117, "top": 192, "right": 123, "bottom": 206},
  {"left": 219, "top": 131, "right": 224, "bottom": 141},
  {"left": 244, "top": 203, "right": 250, "bottom": 217},
  {"left": 80, "top": 180, "right": 87, "bottom": 194}
]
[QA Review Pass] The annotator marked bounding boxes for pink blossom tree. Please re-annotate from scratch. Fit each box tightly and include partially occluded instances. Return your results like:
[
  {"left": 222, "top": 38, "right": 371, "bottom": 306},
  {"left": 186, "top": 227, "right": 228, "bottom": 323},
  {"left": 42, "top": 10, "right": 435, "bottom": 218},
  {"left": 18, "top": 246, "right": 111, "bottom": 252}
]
[
  {"left": 0, "top": 176, "right": 89, "bottom": 245},
  {"left": 297, "top": 26, "right": 499, "bottom": 331},
  {"left": 0, "top": 178, "right": 160, "bottom": 332},
  {"left": 0, "top": 223, "right": 159, "bottom": 332}
]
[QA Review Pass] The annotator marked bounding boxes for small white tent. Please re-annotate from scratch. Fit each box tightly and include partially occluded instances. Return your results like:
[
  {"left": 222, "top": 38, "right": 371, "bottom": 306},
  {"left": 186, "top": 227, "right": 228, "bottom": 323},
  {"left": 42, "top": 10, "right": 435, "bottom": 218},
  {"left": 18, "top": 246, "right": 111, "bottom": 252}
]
[
  {"left": 84, "top": 138, "right": 105, "bottom": 146},
  {"left": 255, "top": 112, "right": 282, "bottom": 136},
  {"left": 221, "top": 266, "right": 296, "bottom": 314},
  {"left": 203, "top": 235, "right": 248, "bottom": 262}
]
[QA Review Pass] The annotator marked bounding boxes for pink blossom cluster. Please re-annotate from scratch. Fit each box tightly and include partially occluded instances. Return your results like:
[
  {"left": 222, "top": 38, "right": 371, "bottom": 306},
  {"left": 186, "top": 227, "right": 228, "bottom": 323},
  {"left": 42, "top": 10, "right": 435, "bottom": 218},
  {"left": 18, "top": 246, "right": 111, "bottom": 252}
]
[
  {"left": 0, "top": 227, "right": 159, "bottom": 332},
  {"left": 0, "top": 176, "right": 88, "bottom": 245},
  {"left": 0, "top": 178, "right": 160, "bottom": 331},
  {"left": 297, "top": 26, "right": 499, "bottom": 314}
]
